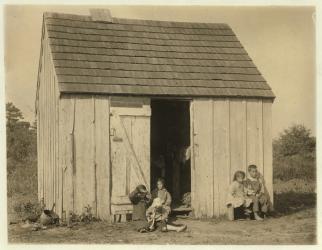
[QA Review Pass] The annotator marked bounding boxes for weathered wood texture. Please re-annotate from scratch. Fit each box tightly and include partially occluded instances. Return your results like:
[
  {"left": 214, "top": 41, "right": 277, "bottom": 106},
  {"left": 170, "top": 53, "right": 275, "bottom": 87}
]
[
  {"left": 230, "top": 99, "right": 247, "bottom": 176},
  {"left": 192, "top": 98, "right": 273, "bottom": 218},
  {"left": 110, "top": 97, "right": 151, "bottom": 216},
  {"left": 192, "top": 99, "right": 214, "bottom": 218},
  {"left": 43, "top": 12, "right": 275, "bottom": 98},
  {"left": 213, "top": 99, "right": 230, "bottom": 216},
  {"left": 36, "top": 26, "right": 60, "bottom": 212},
  {"left": 262, "top": 100, "right": 273, "bottom": 205},
  {"left": 58, "top": 94, "right": 111, "bottom": 220}
]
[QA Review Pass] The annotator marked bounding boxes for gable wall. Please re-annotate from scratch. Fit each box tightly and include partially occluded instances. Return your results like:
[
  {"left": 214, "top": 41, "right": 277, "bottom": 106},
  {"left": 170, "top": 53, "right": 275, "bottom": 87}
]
[{"left": 37, "top": 24, "right": 60, "bottom": 212}]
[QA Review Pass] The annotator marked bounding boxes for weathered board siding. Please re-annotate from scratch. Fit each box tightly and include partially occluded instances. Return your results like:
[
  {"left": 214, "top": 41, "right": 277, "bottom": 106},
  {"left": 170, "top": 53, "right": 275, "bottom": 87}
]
[
  {"left": 59, "top": 94, "right": 111, "bottom": 220},
  {"left": 110, "top": 98, "right": 151, "bottom": 218},
  {"left": 262, "top": 100, "right": 273, "bottom": 205},
  {"left": 192, "top": 99, "right": 214, "bottom": 218},
  {"left": 38, "top": 25, "right": 111, "bottom": 221},
  {"left": 213, "top": 99, "right": 230, "bottom": 216},
  {"left": 37, "top": 25, "right": 60, "bottom": 212},
  {"left": 192, "top": 98, "right": 273, "bottom": 218}
]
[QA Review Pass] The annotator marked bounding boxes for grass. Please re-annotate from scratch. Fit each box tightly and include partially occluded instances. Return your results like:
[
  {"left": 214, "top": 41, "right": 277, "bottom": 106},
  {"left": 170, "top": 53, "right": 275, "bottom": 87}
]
[
  {"left": 6, "top": 150, "right": 317, "bottom": 244},
  {"left": 7, "top": 173, "right": 317, "bottom": 244},
  {"left": 8, "top": 206, "right": 316, "bottom": 244},
  {"left": 274, "top": 192, "right": 316, "bottom": 215}
]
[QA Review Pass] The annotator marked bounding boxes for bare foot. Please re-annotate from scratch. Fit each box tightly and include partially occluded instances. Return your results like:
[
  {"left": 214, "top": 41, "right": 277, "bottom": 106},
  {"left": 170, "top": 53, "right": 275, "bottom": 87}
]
[
  {"left": 245, "top": 208, "right": 252, "bottom": 214},
  {"left": 177, "top": 225, "right": 187, "bottom": 232},
  {"left": 254, "top": 212, "right": 263, "bottom": 221}
]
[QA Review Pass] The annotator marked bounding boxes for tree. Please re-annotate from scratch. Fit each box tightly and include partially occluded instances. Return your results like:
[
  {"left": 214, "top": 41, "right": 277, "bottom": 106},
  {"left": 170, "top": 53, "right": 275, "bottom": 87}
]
[
  {"left": 274, "top": 124, "right": 315, "bottom": 157},
  {"left": 6, "top": 102, "right": 37, "bottom": 173},
  {"left": 273, "top": 124, "right": 316, "bottom": 180},
  {"left": 6, "top": 102, "right": 24, "bottom": 122}
]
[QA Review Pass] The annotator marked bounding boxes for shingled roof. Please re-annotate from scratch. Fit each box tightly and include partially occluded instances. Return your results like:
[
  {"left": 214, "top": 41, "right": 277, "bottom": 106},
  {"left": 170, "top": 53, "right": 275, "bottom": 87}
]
[{"left": 43, "top": 12, "right": 275, "bottom": 98}]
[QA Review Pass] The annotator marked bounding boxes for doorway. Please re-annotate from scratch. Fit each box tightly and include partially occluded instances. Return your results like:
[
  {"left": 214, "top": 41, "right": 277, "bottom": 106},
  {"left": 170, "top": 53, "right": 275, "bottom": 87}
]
[{"left": 150, "top": 99, "right": 191, "bottom": 208}]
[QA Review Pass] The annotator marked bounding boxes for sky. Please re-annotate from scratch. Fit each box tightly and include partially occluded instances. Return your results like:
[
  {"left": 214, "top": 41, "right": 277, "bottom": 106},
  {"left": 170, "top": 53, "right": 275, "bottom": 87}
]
[{"left": 4, "top": 5, "right": 316, "bottom": 138}]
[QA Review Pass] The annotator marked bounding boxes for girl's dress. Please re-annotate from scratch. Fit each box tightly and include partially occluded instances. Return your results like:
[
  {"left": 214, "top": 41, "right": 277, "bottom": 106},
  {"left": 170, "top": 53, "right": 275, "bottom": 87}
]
[
  {"left": 226, "top": 181, "right": 252, "bottom": 208},
  {"left": 150, "top": 188, "right": 172, "bottom": 221}
]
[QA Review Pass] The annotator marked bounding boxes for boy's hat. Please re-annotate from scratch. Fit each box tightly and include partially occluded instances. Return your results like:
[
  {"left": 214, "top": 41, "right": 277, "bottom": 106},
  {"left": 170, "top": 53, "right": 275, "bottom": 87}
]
[{"left": 137, "top": 184, "right": 148, "bottom": 193}]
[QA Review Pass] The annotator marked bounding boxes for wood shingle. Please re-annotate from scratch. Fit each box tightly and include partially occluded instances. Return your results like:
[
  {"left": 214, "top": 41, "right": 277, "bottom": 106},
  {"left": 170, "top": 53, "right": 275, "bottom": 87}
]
[{"left": 44, "top": 12, "right": 275, "bottom": 98}]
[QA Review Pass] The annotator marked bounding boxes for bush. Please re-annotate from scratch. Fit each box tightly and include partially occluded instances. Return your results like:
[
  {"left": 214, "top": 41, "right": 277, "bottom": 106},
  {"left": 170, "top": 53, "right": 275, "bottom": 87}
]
[
  {"left": 273, "top": 124, "right": 316, "bottom": 181},
  {"left": 6, "top": 103, "right": 38, "bottom": 222},
  {"left": 13, "top": 200, "right": 43, "bottom": 222},
  {"left": 274, "top": 179, "right": 316, "bottom": 194}
]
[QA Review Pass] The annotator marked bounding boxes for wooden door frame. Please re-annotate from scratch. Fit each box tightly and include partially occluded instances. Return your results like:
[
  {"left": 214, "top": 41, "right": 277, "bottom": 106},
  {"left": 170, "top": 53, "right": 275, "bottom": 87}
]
[
  {"left": 150, "top": 97, "right": 193, "bottom": 203},
  {"left": 189, "top": 100, "right": 195, "bottom": 215}
]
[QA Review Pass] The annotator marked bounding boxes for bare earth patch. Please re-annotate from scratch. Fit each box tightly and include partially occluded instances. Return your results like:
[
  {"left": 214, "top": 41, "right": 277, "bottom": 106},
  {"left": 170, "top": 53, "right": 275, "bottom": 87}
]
[{"left": 8, "top": 207, "right": 316, "bottom": 245}]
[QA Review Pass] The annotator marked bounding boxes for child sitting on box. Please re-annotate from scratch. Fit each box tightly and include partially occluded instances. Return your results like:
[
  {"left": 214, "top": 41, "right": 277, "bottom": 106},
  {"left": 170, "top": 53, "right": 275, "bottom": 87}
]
[
  {"left": 226, "top": 170, "right": 253, "bottom": 219},
  {"left": 244, "top": 164, "right": 269, "bottom": 220}
]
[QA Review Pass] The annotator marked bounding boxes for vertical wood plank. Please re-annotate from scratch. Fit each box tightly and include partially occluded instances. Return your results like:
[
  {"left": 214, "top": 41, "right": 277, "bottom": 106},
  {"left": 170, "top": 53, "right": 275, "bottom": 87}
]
[
  {"left": 59, "top": 96, "right": 75, "bottom": 215},
  {"left": 40, "top": 38, "right": 45, "bottom": 204},
  {"left": 246, "top": 100, "right": 264, "bottom": 174},
  {"left": 37, "top": 46, "right": 44, "bottom": 202},
  {"left": 37, "top": 104, "right": 41, "bottom": 200},
  {"left": 131, "top": 103, "right": 151, "bottom": 191},
  {"left": 213, "top": 99, "right": 230, "bottom": 216},
  {"left": 74, "top": 96, "right": 95, "bottom": 215},
  {"left": 263, "top": 100, "right": 273, "bottom": 206},
  {"left": 123, "top": 116, "right": 132, "bottom": 195},
  {"left": 54, "top": 74, "right": 60, "bottom": 215},
  {"left": 48, "top": 34, "right": 53, "bottom": 209},
  {"left": 52, "top": 71, "right": 56, "bottom": 210},
  {"left": 192, "top": 99, "right": 214, "bottom": 218},
  {"left": 44, "top": 38, "right": 49, "bottom": 208},
  {"left": 49, "top": 53, "right": 53, "bottom": 208},
  {"left": 189, "top": 101, "right": 195, "bottom": 216},
  {"left": 111, "top": 113, "right": 128, "bottom": 199},
  {"left": 230, "top": 99, "right": 247, "bottom": 178},
  {"left": 95, "top": 96, "right": 111, "bottom": 220},
  {"left": 92, "top": 97, "right": 97, "bottom": 216}
]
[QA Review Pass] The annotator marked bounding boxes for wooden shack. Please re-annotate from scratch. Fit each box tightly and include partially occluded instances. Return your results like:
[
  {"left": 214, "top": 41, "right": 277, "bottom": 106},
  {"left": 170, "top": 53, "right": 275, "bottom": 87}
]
[{"left": 36, "top": 10, "right": 275, "bottom": 221}]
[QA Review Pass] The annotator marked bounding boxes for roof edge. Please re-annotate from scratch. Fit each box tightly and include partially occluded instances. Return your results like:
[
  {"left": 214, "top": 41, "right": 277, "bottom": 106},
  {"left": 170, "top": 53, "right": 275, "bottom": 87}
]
[{"left": 43, "top": 11, "right": 231, "bottom": 29}]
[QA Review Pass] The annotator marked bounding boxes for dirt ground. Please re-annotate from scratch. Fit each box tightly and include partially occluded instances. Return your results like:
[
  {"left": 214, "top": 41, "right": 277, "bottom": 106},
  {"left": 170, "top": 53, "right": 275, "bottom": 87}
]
[{"left": 8, "top": 207, "right": 316, "bottom": 245}]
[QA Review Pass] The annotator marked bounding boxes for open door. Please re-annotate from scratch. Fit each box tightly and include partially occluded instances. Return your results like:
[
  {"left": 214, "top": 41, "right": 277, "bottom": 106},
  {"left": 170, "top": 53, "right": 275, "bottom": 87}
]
[
  {"left": 150, "top": 99, "right": 191, "bottom": 208},
  {"left": 110, "top": 97, "right": 151, "bottom": 218},
  {"left": 191, "top": 99, "right": 214, "bottom": 218}
]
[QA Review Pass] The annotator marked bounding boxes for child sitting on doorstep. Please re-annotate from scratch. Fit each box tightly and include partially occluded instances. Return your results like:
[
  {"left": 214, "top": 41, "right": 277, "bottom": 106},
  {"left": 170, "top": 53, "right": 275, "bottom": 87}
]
[
  {"left": 226, "top": 170, "right": 252, "bottom": 219},
  {"left": 151, "top": 178, "right": 172, "bottom": 221},
  {"left": 245, "top": 164, "right": 269, "bottom": 220},
  {"left": 147, "top": 178, "right": 187, "bottom": 232},
  {"left": 146, "top": 198, "right": 186, "bottom": 232}
]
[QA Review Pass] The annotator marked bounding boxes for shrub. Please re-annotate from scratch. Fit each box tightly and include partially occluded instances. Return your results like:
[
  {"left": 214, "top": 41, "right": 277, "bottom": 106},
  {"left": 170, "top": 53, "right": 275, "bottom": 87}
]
[
  {"left": 273, "top": 124, "right": 316, "bottom": 181},
  {"left": 6, "top": 103, "right": 38, "bottom": 222},
  {"left": 13, "top": 200, "right": 42, "bottom": 222}
]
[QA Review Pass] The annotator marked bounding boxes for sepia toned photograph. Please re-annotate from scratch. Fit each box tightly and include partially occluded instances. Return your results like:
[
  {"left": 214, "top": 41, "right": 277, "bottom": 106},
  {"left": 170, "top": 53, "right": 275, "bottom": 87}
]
[{"left": 4, "top": 3, "right": 317, "bottom": 245}]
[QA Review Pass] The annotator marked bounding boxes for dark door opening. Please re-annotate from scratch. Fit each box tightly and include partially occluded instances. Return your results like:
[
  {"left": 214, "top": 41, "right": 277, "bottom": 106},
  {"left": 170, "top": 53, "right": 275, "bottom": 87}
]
[{"left": 151, "top": 99, "right": 191, "bottom": 208}]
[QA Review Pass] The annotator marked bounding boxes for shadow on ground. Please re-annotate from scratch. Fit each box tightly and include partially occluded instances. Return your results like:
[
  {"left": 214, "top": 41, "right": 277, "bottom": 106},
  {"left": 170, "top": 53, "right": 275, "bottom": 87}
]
[{"left": 274, "top": 192, "right": 316, "bottom": 215}]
